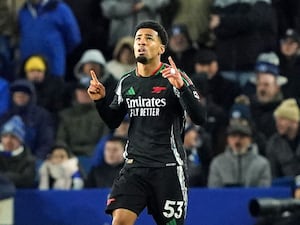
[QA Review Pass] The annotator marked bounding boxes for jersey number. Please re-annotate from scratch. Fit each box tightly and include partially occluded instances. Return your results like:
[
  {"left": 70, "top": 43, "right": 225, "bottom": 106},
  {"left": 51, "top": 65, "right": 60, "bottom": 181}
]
[{"left": 163, "top": 200, "right": 184, "bottom": 219}]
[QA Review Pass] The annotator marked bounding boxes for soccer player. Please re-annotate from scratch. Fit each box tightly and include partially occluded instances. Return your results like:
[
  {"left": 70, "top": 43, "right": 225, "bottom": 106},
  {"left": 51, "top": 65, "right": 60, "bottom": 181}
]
[{"left": 87, "top": 20, "right": 206, "bottom": 225}]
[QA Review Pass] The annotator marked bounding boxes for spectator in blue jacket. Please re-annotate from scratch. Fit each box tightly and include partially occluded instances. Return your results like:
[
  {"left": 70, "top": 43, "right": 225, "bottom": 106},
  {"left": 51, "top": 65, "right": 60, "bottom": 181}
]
[
  {"left": 18, "top": 0, "right": 81, "bottom": 78},
  {"left": 0, "top": 79, "right": 55, "bottom": 160}
]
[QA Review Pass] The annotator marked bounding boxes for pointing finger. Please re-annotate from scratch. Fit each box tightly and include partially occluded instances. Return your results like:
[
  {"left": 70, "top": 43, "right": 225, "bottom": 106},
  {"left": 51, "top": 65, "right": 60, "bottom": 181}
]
[
  {"left": 168, "top": 56, "right": 178, "bottom": 70},
  {"left": 90, "top": 70, "right": 99, "bottom": 83}
]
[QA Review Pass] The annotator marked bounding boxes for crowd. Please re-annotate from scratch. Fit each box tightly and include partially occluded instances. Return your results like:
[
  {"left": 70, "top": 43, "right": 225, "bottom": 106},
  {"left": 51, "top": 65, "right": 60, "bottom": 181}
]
[{"left": 1, "top": 0, "right": 300, "bottom": 205}]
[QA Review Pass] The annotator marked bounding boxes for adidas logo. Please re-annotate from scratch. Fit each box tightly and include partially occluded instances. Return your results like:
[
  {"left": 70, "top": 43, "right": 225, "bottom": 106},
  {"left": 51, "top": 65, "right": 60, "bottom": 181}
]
[{"left": 126, "top": 87, "right": 136, "bottom": 95}]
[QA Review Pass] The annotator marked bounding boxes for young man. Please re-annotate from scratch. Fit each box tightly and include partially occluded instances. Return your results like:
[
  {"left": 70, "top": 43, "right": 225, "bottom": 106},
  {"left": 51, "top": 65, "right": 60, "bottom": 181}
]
[{"left": 88, "top": 21, "right": 206, "bottom": 225}]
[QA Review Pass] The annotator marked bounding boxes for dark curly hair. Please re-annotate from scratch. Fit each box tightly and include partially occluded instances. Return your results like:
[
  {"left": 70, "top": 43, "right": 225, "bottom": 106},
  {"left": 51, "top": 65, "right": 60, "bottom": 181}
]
[{"left": 134, "top": 20, "right": 168, "bottom": 46}]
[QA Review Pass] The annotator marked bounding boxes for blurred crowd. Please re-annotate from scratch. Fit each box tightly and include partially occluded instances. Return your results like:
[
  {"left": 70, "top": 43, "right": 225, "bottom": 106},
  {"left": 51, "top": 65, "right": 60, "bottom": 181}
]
[{"left": 1, "top": 0, "right": 300, "bottom": 203}]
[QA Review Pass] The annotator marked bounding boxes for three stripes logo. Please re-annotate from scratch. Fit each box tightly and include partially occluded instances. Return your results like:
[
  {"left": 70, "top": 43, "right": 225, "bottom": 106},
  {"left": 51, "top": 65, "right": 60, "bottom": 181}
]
[
  {"left": 126, "top": 86, "right": 136, "bottom": 95},
  {"left": 166, "top": 219, "right": 177, "bottom": 225}
]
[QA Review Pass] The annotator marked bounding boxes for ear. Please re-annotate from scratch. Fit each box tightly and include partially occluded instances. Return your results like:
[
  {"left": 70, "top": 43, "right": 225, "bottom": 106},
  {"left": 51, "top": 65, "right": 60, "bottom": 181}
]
[{"left": 159, "top": 45, "right": 165, "bottom": 55}]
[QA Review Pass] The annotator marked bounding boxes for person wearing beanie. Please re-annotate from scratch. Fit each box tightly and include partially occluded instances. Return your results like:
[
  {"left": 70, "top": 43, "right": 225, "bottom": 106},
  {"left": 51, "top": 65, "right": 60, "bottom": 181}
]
[
  {"left": 266, "top": 98, "right": 300, "bottom": 179},
  {"left": 246, "top": 52, "right": 286, "bottom": 140},
  {"left": 0, "top": 79, "right": 55, "bottom": 160},
  {"left": 0, "top": 115, "right": 36, "bottom": 188},
  {"left": 22, "top": 55, "right": 69, "bottom": 122},
  {"left": 208, "top": 120, "right": 271, "bottom": 188}
]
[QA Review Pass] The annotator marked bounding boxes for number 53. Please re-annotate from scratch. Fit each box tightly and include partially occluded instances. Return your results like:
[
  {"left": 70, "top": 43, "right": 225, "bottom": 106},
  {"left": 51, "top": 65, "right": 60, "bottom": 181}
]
[{"left": 163, "top": 200, "right": 184, "bottom": 219}]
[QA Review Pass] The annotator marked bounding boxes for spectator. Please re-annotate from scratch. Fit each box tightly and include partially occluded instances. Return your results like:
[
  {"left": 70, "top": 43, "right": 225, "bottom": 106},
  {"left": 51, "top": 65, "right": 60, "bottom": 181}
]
[
  {"left": 106, "top": 36, "right": 136, "bottom": 80},
  {"left": 210, "top": 0, "right": 277, "bottom": 87},
  {"left": 38, "top": 143, "right": 84, "bottom": 190},
  {"left": 18, "top": 0, "right": 81, "bottom": 78},
  {"left": 0, "top": 115, "right": 36, "bottom": 188},
  {"left": 278, "top": 29, "right": 300, "bottom": 99},
  {"left": 101, "top": 0, "right": 170, "bottom": 51},
  {"left": 184, "top": 125, "right": 212, "bottom": 187},
  {"left": 0, "top": 79, "right": 55, "bottom": 159},
  {"left": 191, "top": 48, "right": 241, "bottom": 111},
  {"left": 74, "top": 49, "right": 118, "bottom": 101},
  {"left": 92, "top": 114, "right": 129, "bottom": 167},
  {"left": 56, "top": 83, "right": 110, "bottom": 157},
  {"left": 247, "top": 52, "right": 287, "bottom": 139},
  {"left": 229, "top": 95, "right": 267, "bottom": 155},
  {"left": 208, "top": 121, "right": 271, "bottom": 188},
  {"left": 85, "top": 136, "right": 126, "bottom": 188},
  {"left": 21, "top": 55, "right": 69, "bottom": 123},
  {"left": 172, "top": 0, "right": 213, "bottom": 47},
  {"left": 162, "top": 24, "right": 198, "bottom": 75},
  {"left": 266, "top": 98, "right": 300, "bottom": 179}
]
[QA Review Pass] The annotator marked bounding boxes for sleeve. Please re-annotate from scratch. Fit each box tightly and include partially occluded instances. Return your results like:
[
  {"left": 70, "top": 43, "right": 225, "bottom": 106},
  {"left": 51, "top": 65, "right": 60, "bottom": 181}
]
[
  {"left": 94, "top": 80, "right": 128, "bottom": 129},
  {"left": 177, "top": 72, "right": 206, "bottom": 126}
]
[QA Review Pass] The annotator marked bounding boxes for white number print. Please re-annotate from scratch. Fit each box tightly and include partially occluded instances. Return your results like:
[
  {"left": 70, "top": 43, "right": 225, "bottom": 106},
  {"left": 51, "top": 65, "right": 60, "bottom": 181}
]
[{"left": 163, "top": 200, "right": 184, "bottom": 219}]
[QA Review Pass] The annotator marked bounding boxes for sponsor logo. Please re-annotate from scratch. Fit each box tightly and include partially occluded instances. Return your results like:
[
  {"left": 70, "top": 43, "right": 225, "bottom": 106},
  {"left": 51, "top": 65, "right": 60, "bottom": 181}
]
[
  {"left": 106, "top": 198, "right": 116, "bottom": 206},
  {"left": 152, "top": 86, "right": 167, "bottom": 94},
  {"left": 126, "top": 87, "right": 136, "bottom": 95}
]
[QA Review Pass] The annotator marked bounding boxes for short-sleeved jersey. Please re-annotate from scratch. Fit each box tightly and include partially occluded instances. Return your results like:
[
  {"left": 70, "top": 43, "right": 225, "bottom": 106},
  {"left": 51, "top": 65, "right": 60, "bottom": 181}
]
[{"left": 95, "top": 63, "right": 205, "bottom": 168}]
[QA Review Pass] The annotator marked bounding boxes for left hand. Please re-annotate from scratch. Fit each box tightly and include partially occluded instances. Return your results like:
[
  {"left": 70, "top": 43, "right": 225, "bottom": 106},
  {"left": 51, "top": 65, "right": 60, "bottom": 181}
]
[{"left": 161, "top": 56, "right": 184, "bottom": 89}]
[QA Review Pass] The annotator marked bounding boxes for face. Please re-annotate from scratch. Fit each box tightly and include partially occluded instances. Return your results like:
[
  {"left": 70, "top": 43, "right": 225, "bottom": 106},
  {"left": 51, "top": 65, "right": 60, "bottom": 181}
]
[
  {"left": 119, "top": 46, "right": 135, "bottom": 64},
  {"left": 26, "top": 70, "right": 45, "bottom": 83},
  {"left": 280, "top": 38, "right": 299, "bottom": 57},
  {"left": 194, "top": 61, "right": 218, "bottom": 79},
  {"left": 82, "top": 63, "right": 102, "bottom": 77},
  {"left": 275, "top": 117, "right": 299, "bottom": 136},
  {"left": 104, "top": 140, "right": 124, "bottom": 166},
  {"left": 227, "top": 134, "right": 251, "bottom": 153},
  {"left": 1, "top": 134, "right": 22, "bottom": 151},
  {"left": 49, "top": 148, "right": 69, "bottom": 165},
  {"left": 13, "top": 91, "right": 31, "bottom": 106},
  {"left": 256, "top": 73, "right": 280, "bottom": 103},
  {"left": 169, "top": 33, "right": 189, "bottom": 53},
  {"left": 134, "top": 28, "right": 165, "bottom": 64}
]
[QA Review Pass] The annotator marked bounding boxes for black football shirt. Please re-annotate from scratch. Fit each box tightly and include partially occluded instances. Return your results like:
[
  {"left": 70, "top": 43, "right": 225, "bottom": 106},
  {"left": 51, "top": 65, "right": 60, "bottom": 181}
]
[{"left": 95, "top": 63, "right": 205, "bottom": 168}]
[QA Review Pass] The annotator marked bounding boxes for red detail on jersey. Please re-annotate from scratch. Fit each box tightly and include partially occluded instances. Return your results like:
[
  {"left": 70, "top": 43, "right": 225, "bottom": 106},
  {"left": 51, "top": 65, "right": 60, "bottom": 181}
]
[
  {"left": 107, "top": 198, "right": 116, "bottom": 206},
  {"left": 152, "top": 86, "right": 167, "bottom": 93}
]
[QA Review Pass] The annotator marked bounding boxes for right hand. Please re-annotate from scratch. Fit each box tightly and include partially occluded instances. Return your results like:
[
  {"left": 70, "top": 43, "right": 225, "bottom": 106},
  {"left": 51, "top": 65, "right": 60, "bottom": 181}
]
[{"left": 87, "top": 70, "right": 106, "bottom": 100}]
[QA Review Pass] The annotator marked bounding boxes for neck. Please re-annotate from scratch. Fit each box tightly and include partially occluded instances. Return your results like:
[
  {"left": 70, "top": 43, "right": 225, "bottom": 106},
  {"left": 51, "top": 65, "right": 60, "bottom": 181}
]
[{"left": 136, "top": 59, "right": 162, "bottom": 77}]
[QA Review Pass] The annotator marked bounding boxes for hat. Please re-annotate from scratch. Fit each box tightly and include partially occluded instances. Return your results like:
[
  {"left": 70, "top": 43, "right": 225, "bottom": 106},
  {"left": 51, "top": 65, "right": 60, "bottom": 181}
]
[
  {"left": 229, "top": 95, "right": 251, "bottom": 121},
  {"left": 227, "top": 122, "right": 252, "bottom": 136},
  {"left": 1, "top": 116, "right": 25, "bottom": 143},
  {"left": 195, "top": 49, "right": 217, "bottom": 65},
  {"left": 10, "top": 79, "right": 34, "bottom": 96},
  {"left": 274, "top": 98, "right": 300, "bottom": 122},
  {"left": 282, "top": 29, "right": 300, "bottom": 43},
  {"left": 74, "top": 49, "right": 106, "bottom": 80},
  {"left": 24, "top": 56, "right": 46, "bottom": 72},
  {"left": 251, "top": 52, "right": 288, "bottom": 86}
]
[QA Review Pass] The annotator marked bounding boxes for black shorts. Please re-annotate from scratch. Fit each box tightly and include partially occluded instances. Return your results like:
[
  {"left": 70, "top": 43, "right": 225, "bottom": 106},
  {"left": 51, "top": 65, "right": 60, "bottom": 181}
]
[{"left": 105, "top": 165, "right": 188, "bottom": 225}]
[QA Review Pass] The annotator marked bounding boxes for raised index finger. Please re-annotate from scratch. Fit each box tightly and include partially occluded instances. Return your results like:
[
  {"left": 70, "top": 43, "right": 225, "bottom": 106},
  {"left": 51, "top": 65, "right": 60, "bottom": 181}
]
[
  {"left": 90, "top": 70, "right": 99, "bottom": 83},
  {"left": 168, "top": 56, "right": 178, "bottom": 70}
]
